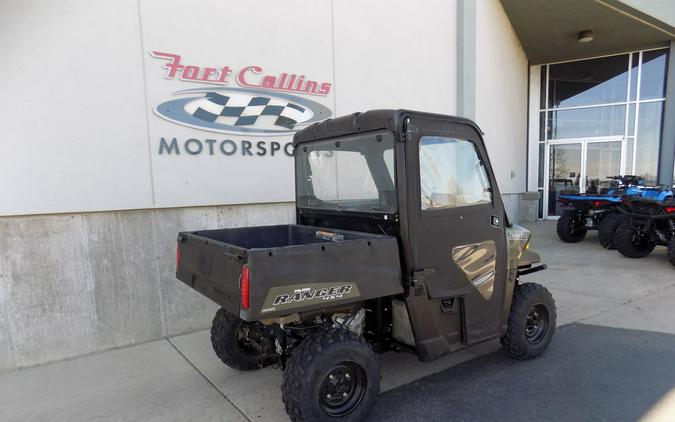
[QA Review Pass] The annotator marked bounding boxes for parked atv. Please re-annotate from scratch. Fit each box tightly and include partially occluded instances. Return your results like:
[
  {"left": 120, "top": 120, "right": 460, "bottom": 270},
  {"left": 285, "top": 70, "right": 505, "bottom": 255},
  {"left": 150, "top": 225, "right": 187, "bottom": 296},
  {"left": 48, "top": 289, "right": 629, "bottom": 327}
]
[
  {"left": 614, "top": 196, "right": 675, "bottom": 263},
  {"left": 556, "top": 176, "right": 643, "bottom": 247},
  {"left": 175, "top": 110, "right": 556, "bottom": 421}
]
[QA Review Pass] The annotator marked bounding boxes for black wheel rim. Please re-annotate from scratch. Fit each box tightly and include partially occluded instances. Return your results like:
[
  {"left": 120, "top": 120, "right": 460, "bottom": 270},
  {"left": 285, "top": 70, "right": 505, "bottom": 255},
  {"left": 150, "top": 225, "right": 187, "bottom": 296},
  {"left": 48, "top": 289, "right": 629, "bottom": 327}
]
[
  {"left": 570, "top": 216, "right": 585, "bottom": 234},
  {"left": 631, "top": 230, "right": 651, "bottom": 250},
  {"left": 318, "top": 361, "right": 366, "bottom": 417},
  {"left": 524, "top": 304, "right": 549, "bottom": 344}
]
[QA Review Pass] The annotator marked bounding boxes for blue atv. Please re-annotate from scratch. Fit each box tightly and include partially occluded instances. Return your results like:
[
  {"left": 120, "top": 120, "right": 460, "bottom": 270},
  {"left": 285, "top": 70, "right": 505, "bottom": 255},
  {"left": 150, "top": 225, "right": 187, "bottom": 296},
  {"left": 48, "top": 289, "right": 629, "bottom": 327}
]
[
  {"left": 556, "top": 176, "right": 644, "bottom": 247},
  {"left": 614, "top": 194, "right": 675, "bottom": 265},
  {"left": 608, "top": 185, "right": 674, "bottom": 245}
]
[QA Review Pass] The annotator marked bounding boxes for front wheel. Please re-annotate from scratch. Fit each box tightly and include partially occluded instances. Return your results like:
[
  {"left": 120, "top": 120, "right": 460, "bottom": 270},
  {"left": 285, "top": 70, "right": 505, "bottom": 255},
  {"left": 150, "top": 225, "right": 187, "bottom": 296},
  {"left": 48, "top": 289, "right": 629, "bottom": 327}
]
[
  {"left": 614, "top": 220, "right": 656, "bottom": 258},
  {"left": 282, "top": 328, "right": 380, "bottom": 422},
  {"left": 556, "top": 210, "right": 587, "bottom": 243},
  {"left": 501, "top": 283, "right": 556, "bottom": 360}
]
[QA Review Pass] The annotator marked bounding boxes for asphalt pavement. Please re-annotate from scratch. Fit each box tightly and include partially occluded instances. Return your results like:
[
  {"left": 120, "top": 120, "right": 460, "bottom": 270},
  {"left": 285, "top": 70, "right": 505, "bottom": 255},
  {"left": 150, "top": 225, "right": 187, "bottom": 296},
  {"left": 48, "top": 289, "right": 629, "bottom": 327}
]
[{"left": 371, "top": 323, "right": 675, "bottom": 422}]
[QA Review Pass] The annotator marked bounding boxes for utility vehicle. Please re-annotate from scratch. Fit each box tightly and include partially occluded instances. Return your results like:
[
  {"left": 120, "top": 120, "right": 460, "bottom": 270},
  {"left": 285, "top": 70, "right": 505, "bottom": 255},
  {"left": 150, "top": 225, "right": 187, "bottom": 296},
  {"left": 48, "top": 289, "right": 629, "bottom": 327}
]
[
  {"left": 175, "top": 110, "right": 555, "bottom": 421},
  {"left": 556, "top": 176, "right": 644, "bottom": 247},
  {"left": 614, "top": 196, "right": 675, "bottom": 265}
]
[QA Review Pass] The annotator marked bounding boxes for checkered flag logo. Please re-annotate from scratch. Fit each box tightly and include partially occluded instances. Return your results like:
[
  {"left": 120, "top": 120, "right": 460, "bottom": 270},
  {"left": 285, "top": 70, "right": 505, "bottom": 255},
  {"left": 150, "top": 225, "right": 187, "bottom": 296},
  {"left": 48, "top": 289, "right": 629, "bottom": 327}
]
[
  {"left": 156, "top": 87, "right": 331, "bottom": 135},
  {"left": 189, "top": 92, "right": 306, "bottom": 129}
]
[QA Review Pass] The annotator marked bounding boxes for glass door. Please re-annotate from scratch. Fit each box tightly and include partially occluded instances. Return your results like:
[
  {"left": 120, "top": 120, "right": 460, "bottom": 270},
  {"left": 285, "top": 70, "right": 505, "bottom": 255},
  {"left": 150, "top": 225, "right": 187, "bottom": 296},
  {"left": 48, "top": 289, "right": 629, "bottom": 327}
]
[
  {"left": 547, "top": 143, "right": 582, "bottom": 217},
  {"left": 545, "top": 138, "right": 623, "bottom": 217},
  {"left": 584, "top": 140, "right": 622, "bottom": 194}
]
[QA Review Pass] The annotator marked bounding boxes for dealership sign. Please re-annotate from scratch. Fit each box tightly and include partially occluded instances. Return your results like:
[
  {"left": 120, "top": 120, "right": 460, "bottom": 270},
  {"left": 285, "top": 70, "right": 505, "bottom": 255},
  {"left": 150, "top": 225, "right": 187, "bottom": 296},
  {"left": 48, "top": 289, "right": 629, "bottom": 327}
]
[{"left": 150, "top": 51, "right": 333, "bottom": 156}]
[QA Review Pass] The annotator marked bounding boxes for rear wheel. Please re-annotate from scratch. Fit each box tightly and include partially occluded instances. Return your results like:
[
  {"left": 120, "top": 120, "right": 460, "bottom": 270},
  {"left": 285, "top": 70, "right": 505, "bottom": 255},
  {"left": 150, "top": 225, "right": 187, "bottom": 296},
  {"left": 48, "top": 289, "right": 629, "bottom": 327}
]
[
  {"left": 210, "top": 308, "right": 265, "bottom": 370},
  {"left": 502, "top": 283, "right": 556, "bottom": 360},
  {"left": 556, "top": 210, "right": 587, "bottom": 243},
  {"left": 668, "top": 241, "right": 675, "bottom": 267},
  {"left": 282, "top": 328, "right": 379, "bottom": 422},
  {"left": 614, "top": 220, "right": 656, "bottom": 258},
  {"left": 598, "top": 213, "right": 624, "bottom": 249}
]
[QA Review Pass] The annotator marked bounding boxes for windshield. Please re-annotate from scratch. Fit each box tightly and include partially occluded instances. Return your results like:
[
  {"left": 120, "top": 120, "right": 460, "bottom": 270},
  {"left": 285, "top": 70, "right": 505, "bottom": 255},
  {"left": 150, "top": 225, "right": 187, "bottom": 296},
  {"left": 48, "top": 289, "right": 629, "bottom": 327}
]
[{"left": 295, "top": 131, "right": 396, "bottom": 213}]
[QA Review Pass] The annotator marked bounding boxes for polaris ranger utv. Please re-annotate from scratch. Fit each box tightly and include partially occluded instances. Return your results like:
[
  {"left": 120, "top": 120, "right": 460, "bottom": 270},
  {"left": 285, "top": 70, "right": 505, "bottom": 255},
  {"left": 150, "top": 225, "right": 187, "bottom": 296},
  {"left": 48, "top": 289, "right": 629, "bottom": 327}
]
[{"left": 175, "top": 110, "right": 555, "bottom": 421}]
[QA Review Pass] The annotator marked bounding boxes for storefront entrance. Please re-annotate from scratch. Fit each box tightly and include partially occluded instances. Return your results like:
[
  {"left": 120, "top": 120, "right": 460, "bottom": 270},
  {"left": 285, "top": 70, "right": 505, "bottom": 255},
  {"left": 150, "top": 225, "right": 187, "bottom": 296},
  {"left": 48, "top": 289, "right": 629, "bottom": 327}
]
[
  {"left": 533, "top": 48, "right": 669, "bottom": 218},
  {"left": 545, "top": 137, "right": 623, "bottom": 217}
]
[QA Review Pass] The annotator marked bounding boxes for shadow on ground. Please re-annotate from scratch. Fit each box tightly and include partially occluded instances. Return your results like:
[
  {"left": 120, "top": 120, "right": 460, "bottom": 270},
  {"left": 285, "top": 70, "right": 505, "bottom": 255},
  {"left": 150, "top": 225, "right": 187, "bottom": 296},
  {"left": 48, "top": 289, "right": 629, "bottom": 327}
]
[{"left": 370, "top": 323, "right": 675, "bottom": 422}]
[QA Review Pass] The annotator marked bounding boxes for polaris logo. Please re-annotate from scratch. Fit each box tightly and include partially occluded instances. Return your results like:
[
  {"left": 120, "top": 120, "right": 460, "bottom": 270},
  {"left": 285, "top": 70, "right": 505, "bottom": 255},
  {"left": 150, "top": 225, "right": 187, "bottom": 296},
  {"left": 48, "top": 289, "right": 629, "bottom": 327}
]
[{"left": 273, "top": 284, "right": 353, "bottom": 306}]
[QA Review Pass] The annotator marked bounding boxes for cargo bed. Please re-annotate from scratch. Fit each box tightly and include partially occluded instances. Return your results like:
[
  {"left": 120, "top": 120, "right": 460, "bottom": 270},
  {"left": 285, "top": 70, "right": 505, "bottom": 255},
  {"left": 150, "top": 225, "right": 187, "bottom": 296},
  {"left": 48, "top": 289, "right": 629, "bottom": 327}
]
[{"left": 176, "top": 224, "right": 403, "bottom": 320}]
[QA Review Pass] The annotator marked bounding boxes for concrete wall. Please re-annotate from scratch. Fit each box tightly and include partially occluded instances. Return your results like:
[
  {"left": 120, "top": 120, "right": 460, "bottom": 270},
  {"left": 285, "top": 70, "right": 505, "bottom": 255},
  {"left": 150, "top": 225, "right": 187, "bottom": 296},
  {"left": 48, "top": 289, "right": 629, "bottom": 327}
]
[
  {"left": 502, "top": 192, "right": 540, "bottom": 224},
  {"left": 1, "top": 0, "right": 154, "bottom": 215},
  {"left": 473, "top": 0, "right": 530, "bottom": 223},
  {"left": 0, "top": 204, "right": 295, "bottom": 373},
  {"left": 474, "top": 0, "right": 529, "bottom": 196},
  {"left": 332, "top": 0, "right": 457, "bottom": 116}
]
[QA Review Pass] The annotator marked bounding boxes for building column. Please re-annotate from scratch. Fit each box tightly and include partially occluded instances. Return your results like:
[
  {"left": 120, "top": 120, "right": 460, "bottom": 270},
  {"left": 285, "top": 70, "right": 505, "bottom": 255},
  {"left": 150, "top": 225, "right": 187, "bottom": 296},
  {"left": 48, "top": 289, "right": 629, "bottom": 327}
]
[
  {"left": 457, "top": 0, "right": 476, "bottom": 120},
  {"left": 658, "top": 40, "right": 675, "bottom": 187}
]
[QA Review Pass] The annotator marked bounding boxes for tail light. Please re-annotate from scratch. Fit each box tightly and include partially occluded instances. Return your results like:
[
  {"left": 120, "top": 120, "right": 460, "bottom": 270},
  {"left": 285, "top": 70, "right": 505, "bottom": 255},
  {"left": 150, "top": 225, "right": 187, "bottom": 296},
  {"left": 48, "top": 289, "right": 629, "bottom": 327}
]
[
  {"left": 665, "top": 206, "right": 675, "bottom": 213},
  {"left": 175, "top": 243, "right": 181, "bottom": 271},
  {"left": 240, "top": 265, "right": 250, "bottom": 310},
  {"left": 593, "top": 200, "right": 609, "bottom": 207}
]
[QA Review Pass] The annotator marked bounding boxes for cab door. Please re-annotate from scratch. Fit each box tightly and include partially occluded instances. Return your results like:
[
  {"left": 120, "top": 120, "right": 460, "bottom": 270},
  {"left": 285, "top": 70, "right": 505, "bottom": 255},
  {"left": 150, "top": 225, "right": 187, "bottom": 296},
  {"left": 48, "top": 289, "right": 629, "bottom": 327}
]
[{"left": 403, "top": 115, "right": 508, "bottom": 360}]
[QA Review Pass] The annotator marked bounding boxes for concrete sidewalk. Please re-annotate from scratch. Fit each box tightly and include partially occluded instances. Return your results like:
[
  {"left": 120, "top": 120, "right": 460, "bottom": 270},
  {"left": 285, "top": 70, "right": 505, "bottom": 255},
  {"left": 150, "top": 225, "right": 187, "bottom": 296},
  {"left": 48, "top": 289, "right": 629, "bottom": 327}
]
[{"left": 1, "top": 221, "right": 674, "bottom": 422}]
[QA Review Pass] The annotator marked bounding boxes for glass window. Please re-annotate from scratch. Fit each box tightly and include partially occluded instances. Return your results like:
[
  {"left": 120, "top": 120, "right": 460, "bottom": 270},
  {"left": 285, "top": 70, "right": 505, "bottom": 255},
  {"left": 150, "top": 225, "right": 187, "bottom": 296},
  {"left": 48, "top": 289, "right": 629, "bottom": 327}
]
[
  {"left": 585, "top": 141, "right": 622, "bottom": 193},
  {"left": 628, "top": 103, "right": 636, "bottom": 135},
  {"left": 626, "top": 137, "right": 635, "bottom": 174},
  {"left": 629, "top": 52, "right": 639, "bottom": 101},
  {"left": 549, "top": 105, "right": 626, "bottom": 139},
  {"left": 307, "top": 150, "right": 378, "bottom": 201},
  {"left": 419, "top": 137, "right": 491, "bottom": 210},
  {"left": 296, "top": 132, "right": 396, "bottom": 213},
  {"left": 539, "top": 111, "right": 547, "bottom": 140},
  {"left": 535, "top": 48, "right": 669, "bottom": 212},
  {"left": 548, "top": 54, "right": 629, "bottom": 108},
  {"left": 639, "top": 49, "right": 668, "bottom": 100},
  {"left": 538, "top": 143, "right": 545, "bottom": 187},
  {"left": 635, "top": 102, "right": 664, "bottom": 184},
  {"left": 548, "top": 143, "right": 582, "bottom": 216}
]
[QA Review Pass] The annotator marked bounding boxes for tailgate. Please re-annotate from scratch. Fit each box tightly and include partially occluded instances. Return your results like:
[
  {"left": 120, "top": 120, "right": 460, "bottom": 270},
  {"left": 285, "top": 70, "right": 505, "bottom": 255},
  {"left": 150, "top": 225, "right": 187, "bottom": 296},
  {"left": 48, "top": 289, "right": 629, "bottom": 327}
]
[
  {"left": 176, "top": 232, "right": 245, "bottom": 315},
  {"left": 243, "top": 234, "right": 402, "bottom": 320}
]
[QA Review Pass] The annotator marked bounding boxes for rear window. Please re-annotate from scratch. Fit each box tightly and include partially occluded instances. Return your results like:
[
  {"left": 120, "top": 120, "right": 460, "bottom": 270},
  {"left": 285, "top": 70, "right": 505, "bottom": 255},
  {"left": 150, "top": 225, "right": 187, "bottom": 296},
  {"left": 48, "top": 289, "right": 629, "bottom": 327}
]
[
  {"left": 295, "top": 131, "right": 396, "bottom": 213},
  {"left": 307, "top": 150, "right": 379, "bottom": 201}
]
